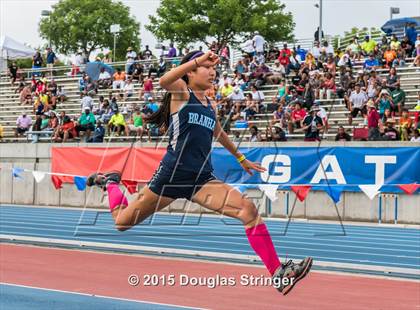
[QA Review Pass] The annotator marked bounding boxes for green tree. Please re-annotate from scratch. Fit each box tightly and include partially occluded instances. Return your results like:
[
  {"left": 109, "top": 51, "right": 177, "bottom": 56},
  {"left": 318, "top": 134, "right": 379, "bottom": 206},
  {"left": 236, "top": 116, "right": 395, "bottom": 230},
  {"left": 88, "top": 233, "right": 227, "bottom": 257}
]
[
  {"left": 39, "top": 0, "right": 141, "bottom": 60},
  {"left": 146, "top": 0, "right": 294, "bottom": 51}
]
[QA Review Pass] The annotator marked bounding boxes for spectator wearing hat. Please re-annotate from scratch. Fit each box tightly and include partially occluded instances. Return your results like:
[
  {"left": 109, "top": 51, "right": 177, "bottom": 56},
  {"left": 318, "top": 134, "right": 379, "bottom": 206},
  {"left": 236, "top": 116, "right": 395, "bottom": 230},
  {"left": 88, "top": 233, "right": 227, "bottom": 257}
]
[
  {"left": 125, "top": 47, "right": 137, "bottom": 74},
  {"left": 218, "top": 71, "right": 232, "bottom": 88},
  {"left": 381, "top": 119, "right": 399, "bottom": 140},
  {"left": 375, "top": 89, "right": 393, "bottom": 119},
  {"left": 361, "top": 36, "right": 377, "bottom": 56},
  {"left": 266, "top": 123, "right": 287, "bottom": 142},
  {"left": 335, "top": 126, "right": 351, "bottom": 141},
  {"left": 146, "top": 96, "right": 159, "bottom": 113},
  {"left": 367, "top": 100, "right": 381, "bottom": 141},
  {"left": 301, "top": 105, "right": 323, "bottom": 141},
  {"left": 348, "top": 83, "right": 368, "bottom": 125}
]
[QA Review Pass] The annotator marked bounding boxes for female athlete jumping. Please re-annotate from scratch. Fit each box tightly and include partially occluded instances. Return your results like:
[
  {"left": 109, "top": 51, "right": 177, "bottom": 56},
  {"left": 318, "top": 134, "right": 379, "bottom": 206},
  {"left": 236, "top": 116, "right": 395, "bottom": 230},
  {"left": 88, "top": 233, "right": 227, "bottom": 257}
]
[{"left": 87, "top": 51, "right": 312, "bottom": 295}]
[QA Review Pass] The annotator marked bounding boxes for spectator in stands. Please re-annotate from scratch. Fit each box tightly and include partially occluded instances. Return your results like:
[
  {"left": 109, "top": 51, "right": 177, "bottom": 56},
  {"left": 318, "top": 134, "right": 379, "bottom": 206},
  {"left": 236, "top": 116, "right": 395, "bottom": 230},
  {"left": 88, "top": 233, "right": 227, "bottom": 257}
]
[
  {"left": 146, "top": 96, "right": 159, "bottom": 113},
  {"left": 401, "top": 36, "right": 414, "bottom": 58},
  {"left": 381, "top": 108, "right": 394, "bottom": 125},
  {"left": 366, "top": 100, "right": 381, "bottom": 141},
  {"left": 131, "top": 62, "right": 144, "bottom": 82},
  {"left": 32, "top": 51, "right": 43, "bottom": 77},
  {"left": 411, "top": 129, "right": 420, "bottom": 142},
  {"left": 361, "top": 36, "right": 377, "bottom": 56},
  {"left": 383, "top": 46, "right": 397, "bottom": 68},
  {"left": 140, "top": 76, "right": 154, "bottom": 101},
  {"left": 250, "top": 85, "right": 265, "bottom": 112},
  {"left": 375, "top": 89, "right": 393, "bottom": 119},
  {"left": 87, "top": 120, "right": 105, "bottom": 143},
  {"left": 320, "top": 72, "right": 336, "bottom": 100},
  {"left": 113, "top": 68, "right": 126, "bottom": 90},
  {"left": 321, "top": 41, "right": 334, "bottom": 56},
  {"left": 108, "top": 109, "right": 128, "bottom": 136},
  {"left": 390, "top": 83, "right": 405, "bottom": 116},
  {"left": 166, "top": 43, "right": 177, "bottom": 58},
  {"left": 0, "top": 123, "right": 3, "bottom": 140},
  {"left": 52, "top": 115, "right": 76, "bottom": 142},
  {"left": 156, "top": 56, "right": 167, "bottom": 77},
  {"left": 314, "top": 27, "right": 324, "bottom": 41},
  {"left": 9, "top": 62, "right": 18, "bottom": 86},
  {"left": 267, "top": 60, "right": 285, "bottom": 84},
  {"left": 278, "top": 44, "right": 292, "bottom": 74},
  {"left": 249, "top": 125, "right": 263, "bottom": 142},
  {"left": 19, "top": 86, "right": 32, "bottom": 105},
  {"left": 399, "top": 108, "right": 413, "bottom": 141},
  {"left": 311, "top": 41, "right": 321, "bottom": 60},
  {"left": 271, "top": 104, "right": 287, "bottom": 128},
  {"left": 405, "top": 23, "right": 418, "bottom": 47},
  {"left": 122, "top": 78, "right": 135, "bottom": 101},
  {"left": 335, "top": 126, "right": 351, "bottom": 141},
  {"left": 72, "top": 52, "right": 84, "bottom": 76},
  {"left": 15, "top": 113, "right": 32, "bottom": 137},
  {"left": 128, "top": 107, "right": 144, "bottom": 139},
  {"left": 79, "top": 93, "right": 93, "bottom": 113},
  {"left": 30, "top": 113, "right": 42, "bottom": 143},
  {"left": 381, "top": 119, "right": 399, "bottom": 140},
  {"left": 337, "top": 51, "right": 351, "bottom": 68},
  {"left": 125, "top": 47, "right": 137, "bottom": 74},
  {"left": 347, "top": 37, "right": 361, "bottom": 60},
  {"left": 75, "top": 108, "right": 96, "bottom": 140},
  {"left": 301, "top": 105, "right": 323, "bottom": 141},
  {"left": 390, "top": 35, "right": 401, "bottom": 52},
  {"left": 267, "top": 123, "right": 287, "bottom": 142},
  {"left": 142, "top": 45, "right": 153, "bottom": 58},
  {"left": 46, "top": 47, "right": 57, "bottom": 74},
  {"left": 348, "top": 83, "right": 368, "bottom": 125},
  {"left": 252, "top": 31, "right": 266, "bottom": 62},
  {"left": 386, "top": 67, "right": 400, "bottom": 92},
  {"left": 288, "top": 101, "right": 306, "bottom": 134},
  {"left": 218, "top": 71, "right": 232, "bottom": 88},
  {"left": 97, "top": 67, "right": 112, "bottom": 88},
  {"left": 364, "top": 54, "right": 379, "bottom": 70},
  {"left": 227, "top": 87, "right": 245, "bottom": 105}
]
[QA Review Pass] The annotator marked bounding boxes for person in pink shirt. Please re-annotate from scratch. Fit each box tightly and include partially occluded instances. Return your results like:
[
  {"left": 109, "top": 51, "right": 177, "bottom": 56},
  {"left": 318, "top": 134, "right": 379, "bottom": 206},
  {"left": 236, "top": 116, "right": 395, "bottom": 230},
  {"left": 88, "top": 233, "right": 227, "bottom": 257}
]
[
  {"left": 288, "top": 101, "right": 307, "bottom": 133},
  {"left": 15, "top": 113, "right": 33, "bottom": 137},
  {"left": 366, "top": 100, "right": 381, "bottom": 141}
]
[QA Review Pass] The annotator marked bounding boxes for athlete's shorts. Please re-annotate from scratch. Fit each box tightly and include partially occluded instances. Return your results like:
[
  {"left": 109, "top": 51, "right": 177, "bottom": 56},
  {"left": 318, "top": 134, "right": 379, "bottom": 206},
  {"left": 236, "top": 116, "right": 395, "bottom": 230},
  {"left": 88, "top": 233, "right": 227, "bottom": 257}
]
[{"left": 148, "top": 164, "right": 217, "bottom": 200}]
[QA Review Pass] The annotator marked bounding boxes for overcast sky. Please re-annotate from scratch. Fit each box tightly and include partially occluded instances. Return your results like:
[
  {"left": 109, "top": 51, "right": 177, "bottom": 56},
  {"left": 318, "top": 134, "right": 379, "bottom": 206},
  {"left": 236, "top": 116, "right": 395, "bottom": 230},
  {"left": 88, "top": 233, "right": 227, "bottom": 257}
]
[{"left": 1, "top": 0, "right": 419, "bottom": 50}]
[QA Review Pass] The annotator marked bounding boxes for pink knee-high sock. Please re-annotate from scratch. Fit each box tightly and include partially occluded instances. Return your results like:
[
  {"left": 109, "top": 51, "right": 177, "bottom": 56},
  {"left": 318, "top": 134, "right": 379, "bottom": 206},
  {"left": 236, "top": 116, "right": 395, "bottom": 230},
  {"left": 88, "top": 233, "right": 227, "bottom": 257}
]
[
  {"left": 245, "top": 223, "right": 281, "bottom": 275},
  {"left": 107, "top": 183, "right": 128, "bottom": 212}
]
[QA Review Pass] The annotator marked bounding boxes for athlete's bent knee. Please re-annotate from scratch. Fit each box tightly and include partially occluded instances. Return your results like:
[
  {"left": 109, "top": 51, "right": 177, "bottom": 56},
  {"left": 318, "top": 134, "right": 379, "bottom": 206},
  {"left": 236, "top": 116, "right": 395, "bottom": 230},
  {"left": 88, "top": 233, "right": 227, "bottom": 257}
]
[{"left": 238, "top": 199, "right": 258, "bottom": 224}]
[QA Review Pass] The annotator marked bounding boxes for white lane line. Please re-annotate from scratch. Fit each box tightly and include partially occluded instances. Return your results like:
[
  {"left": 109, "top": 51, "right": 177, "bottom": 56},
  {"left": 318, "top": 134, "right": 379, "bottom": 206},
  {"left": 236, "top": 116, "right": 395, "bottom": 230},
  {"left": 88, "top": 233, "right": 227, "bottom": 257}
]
[{"left": 0, "top": 282, "right": 204, "bottom": 309}]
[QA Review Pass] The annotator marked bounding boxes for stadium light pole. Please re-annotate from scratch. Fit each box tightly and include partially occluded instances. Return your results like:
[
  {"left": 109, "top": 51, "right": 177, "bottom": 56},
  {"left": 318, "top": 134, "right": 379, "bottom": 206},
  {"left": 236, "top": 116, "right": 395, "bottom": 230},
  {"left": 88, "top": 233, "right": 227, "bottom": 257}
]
[
  {"left": 110, "top": 24, "right": 121, "bottom": 62},
  {"left": 41, "top": 10, "right": 52, "bottom": 48},
  {"left": 314, "top": 0, "right": 323, "bottom": 43}
]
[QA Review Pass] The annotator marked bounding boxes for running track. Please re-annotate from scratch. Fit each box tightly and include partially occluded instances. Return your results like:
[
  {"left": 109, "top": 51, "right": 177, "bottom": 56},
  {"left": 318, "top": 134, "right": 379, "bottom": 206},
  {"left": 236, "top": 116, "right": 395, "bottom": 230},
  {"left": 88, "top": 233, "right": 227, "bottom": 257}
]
[{"left": 1, "top": 205, "right": 420, "bottom": 309}]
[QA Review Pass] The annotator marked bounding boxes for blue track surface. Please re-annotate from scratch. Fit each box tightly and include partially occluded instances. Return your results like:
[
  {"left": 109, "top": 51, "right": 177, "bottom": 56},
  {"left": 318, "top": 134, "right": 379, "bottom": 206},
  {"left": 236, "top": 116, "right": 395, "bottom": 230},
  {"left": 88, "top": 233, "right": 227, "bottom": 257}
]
[
  {"left": 0, "top": 284, "right": 194, "bottom": 310},
  {"left": 1, "top": 205, "right": 419, "bottom": 276}
]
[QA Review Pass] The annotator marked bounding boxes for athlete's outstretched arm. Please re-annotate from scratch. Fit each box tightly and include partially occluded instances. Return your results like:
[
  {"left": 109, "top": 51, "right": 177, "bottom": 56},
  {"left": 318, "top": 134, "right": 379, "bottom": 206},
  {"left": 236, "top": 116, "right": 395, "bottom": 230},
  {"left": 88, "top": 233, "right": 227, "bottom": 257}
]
[
  {"left": 159, "top": 51, "right": 219, "bottom": 93},
  {"left": 213, "top": 118, "right": 265, "bottom": 175}
]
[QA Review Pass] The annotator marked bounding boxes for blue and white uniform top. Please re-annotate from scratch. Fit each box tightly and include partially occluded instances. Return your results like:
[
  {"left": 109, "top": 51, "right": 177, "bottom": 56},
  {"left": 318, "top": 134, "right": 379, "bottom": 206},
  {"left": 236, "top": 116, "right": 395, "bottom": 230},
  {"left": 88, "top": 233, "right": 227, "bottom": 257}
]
[{"left": 160, "top": 88, "right": 217, "bottom": 173}]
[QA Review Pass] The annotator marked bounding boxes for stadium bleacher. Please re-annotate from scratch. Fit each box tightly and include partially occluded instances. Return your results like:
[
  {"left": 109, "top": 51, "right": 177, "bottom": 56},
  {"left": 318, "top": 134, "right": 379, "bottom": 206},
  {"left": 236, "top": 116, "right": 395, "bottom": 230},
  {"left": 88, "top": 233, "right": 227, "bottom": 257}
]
[{"left": 0, "top": 52, "right": 419, "bottom": 143}]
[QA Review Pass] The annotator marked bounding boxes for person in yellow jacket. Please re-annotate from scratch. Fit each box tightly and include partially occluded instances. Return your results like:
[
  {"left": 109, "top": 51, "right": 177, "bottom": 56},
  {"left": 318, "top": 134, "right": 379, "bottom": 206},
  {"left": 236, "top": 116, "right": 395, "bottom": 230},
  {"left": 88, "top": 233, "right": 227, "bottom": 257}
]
[
  {"left": 108, "top": 109, "right": 129, "bottom": 137},
  {"left": 0, "top": 123, "right": 4, "bottom": 140}
]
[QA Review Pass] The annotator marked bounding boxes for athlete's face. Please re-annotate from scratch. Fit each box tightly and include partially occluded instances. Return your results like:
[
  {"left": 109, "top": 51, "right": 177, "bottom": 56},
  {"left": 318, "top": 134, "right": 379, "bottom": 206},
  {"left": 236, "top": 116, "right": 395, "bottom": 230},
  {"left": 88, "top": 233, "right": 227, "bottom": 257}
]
[{"left": 189, "top": 65, "right": 217, "bottom": 90}]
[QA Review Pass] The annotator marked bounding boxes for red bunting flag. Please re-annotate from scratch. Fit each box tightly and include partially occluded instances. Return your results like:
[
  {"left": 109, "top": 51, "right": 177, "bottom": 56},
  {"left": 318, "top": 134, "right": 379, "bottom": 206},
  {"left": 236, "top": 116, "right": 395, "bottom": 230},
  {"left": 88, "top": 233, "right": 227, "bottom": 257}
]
[
  {"left": 51, "top": 175, "right": 63, "bottom": 189},
  {"left": 291, "top": 185, "right": 312, "bottom": 202},
  {"left": 398, "top": 184, "right": 420, "bottom": 195},
  {"left": 122, "top": 180, "right": 138, "bottom": 194}
]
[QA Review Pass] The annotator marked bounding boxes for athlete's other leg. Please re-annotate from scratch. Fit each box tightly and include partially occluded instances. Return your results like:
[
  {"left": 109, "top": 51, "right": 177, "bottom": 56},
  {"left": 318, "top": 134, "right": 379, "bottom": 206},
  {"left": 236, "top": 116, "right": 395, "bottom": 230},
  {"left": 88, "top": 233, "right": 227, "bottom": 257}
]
[
  {"left": 192, "top": 181, "right": 281, "bottom": 274},
  {"left": 111, "top": 186, "right": 174, "bottom": 231},
  {"left": 192, "top": 181, "right": 312, "bottom": 295}
]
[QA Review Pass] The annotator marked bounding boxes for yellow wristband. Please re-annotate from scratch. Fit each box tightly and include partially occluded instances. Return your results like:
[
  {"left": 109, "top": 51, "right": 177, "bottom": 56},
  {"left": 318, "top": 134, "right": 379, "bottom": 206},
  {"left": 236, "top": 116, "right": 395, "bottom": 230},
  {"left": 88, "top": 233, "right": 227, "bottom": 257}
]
[{"left": 237, "top": 155, "right": 246, "bottom": 163}]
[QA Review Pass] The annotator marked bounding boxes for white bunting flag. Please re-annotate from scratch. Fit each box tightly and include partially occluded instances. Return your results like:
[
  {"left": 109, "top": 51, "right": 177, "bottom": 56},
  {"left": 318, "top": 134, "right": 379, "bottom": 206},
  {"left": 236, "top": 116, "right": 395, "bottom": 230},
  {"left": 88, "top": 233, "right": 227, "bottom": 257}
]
[
  {"left": 359, "top": 184, "right": 382, "bottom": 200},
  {"left": 258, "top": 184, "right": 279, "bottom": 202},
  {"left": 32, "top": 171, "right": 46, "bottom": 183}
]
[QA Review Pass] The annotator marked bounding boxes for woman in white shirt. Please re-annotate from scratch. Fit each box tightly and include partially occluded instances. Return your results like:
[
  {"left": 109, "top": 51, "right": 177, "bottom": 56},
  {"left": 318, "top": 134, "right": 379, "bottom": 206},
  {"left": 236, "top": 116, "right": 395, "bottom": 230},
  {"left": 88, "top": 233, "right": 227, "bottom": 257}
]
[{"left": 250, "top": 85, "right": 265, "bottom": 113}]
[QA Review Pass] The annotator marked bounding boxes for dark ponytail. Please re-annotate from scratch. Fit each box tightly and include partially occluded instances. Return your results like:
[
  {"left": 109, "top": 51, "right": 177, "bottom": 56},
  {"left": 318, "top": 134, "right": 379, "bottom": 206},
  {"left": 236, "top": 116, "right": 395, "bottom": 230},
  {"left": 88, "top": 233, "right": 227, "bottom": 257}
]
[{"left": 144, "top": 50, "right": 204, "bottom": 130}]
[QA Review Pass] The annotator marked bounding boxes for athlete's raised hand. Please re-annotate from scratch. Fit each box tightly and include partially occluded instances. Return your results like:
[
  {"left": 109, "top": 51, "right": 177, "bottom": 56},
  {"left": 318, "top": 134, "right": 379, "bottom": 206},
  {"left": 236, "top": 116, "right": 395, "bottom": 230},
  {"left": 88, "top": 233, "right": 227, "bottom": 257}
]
[
  {"left": 240, "top": 159, "right": 266, "bottom": 176},
  {"left": 196, "top": 51, "right": 220, "bottom": 68}
]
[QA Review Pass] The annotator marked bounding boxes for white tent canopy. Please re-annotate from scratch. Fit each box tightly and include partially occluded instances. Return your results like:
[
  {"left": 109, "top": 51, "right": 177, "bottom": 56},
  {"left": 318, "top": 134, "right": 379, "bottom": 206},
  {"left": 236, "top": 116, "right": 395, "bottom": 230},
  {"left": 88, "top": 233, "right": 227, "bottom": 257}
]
[
  {"left": 0, "top": 35, "right": 35, "bottom": 59},
  {"left": 0, "top": 35, "right": 35, "bottom": 72}
]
